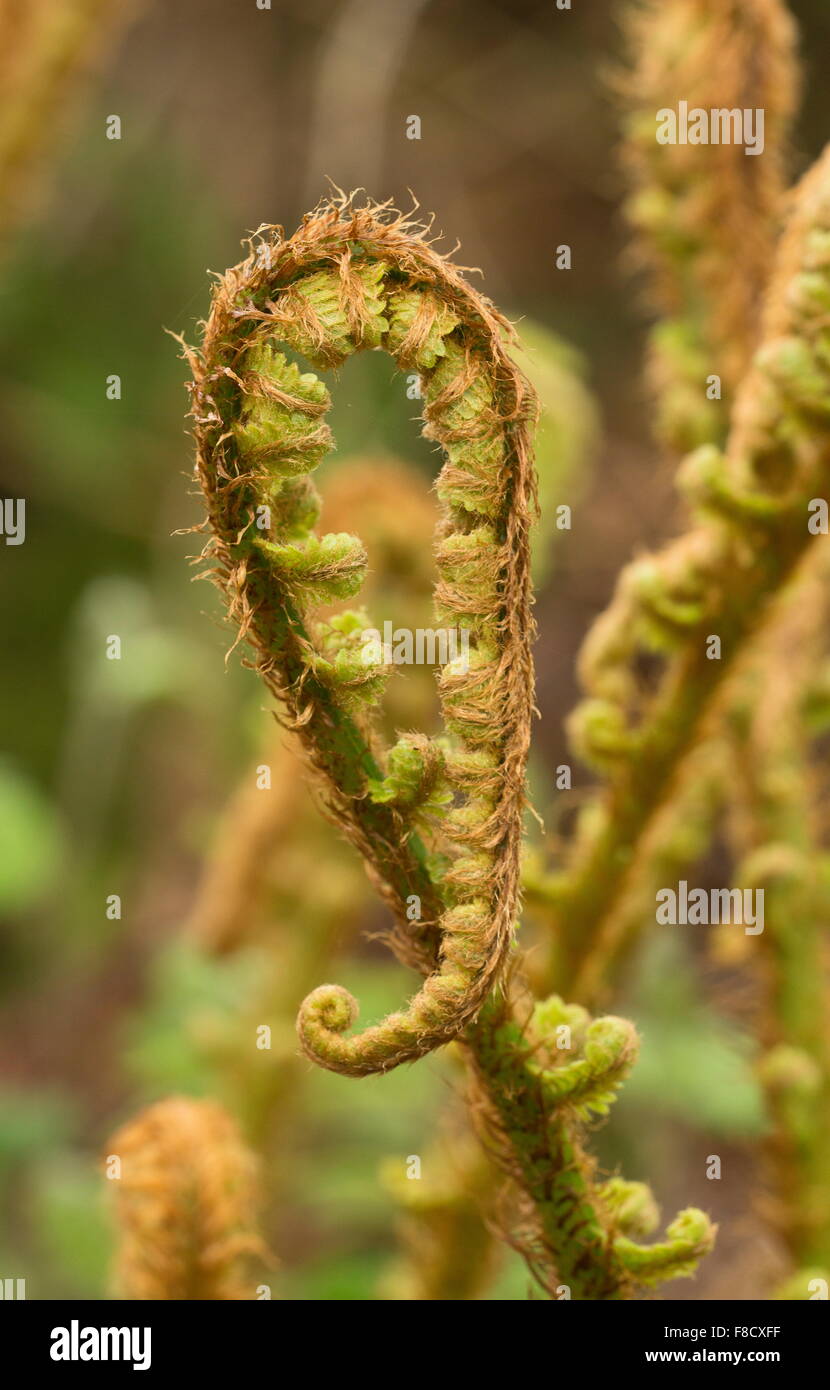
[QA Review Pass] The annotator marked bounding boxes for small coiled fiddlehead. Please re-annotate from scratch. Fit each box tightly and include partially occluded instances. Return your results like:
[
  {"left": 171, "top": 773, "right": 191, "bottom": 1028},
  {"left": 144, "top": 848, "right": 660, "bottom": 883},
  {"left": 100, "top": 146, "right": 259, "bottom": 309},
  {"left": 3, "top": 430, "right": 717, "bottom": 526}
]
[{"left": 186, "top": 196, "right": 536, "bottom": 1077}]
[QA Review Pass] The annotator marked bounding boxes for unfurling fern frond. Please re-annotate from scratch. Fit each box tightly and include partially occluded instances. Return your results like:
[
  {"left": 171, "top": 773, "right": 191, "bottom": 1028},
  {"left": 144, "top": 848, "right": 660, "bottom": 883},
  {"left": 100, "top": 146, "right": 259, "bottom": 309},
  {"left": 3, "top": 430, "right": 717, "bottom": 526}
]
[{"left": 186, "top": 196, "right": 536, "bottom": 1077}]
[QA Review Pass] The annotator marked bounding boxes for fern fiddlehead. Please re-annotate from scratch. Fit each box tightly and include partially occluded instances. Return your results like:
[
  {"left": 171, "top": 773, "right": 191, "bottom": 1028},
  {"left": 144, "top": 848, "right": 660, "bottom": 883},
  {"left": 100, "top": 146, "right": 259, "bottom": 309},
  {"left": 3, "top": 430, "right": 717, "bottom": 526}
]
[{"left": 187, "top": 196, "right": 536, "bottom": 1077}]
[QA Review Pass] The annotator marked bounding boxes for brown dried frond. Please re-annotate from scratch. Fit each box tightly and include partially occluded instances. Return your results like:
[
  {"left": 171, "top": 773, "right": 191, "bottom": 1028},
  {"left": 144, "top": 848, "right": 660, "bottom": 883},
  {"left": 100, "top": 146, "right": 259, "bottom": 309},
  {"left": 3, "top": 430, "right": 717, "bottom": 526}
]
[{"left": 105, "top": 1096, "right": 270, "bottom": 1300}]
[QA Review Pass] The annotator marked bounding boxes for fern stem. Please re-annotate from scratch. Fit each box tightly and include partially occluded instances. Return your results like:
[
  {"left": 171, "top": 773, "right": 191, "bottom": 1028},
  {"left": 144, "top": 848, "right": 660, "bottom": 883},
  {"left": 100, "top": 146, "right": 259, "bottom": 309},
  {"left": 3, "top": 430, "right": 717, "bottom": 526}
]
[{"left": 463, "top": 993, "right": 714, "bottom": 1298}]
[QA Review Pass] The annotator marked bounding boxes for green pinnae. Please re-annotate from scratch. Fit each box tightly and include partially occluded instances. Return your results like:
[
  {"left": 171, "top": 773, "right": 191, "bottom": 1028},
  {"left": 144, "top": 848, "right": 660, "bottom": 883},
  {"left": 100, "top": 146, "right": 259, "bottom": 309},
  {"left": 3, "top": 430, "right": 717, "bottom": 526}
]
[
  {"left": 264, "top": 475, "right": 321, "bottom": 539},
  {"left": 614, "top": 1209, "right": 716, "bottom": 1285},
  {"left": 368, "top": 737, "right": 450, "bottom": 813},
  {"left": 385, "top": 285, "right": 459, "bottom": 368},
  {"left": 758, "top": 337, "right": 830, "bottom": 416},
  {"left": 254, "top": 532, "right": 368, "bottom": 605},
  {"left": 233, "top": 343, "right": 331, "bottom": 474},
  {"left": 282, "top": 261, "right": 389, "bottom": 366},
  {"left": 598, "top": 1178, "right": 660, "bottom": 1238}
]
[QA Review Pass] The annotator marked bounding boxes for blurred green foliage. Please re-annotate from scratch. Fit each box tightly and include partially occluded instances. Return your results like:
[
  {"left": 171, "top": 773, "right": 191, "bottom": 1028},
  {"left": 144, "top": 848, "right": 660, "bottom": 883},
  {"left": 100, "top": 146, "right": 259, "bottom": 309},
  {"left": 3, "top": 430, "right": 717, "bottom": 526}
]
[{"left": 0, "top": 10, "right": 790, "bottom": 1298}]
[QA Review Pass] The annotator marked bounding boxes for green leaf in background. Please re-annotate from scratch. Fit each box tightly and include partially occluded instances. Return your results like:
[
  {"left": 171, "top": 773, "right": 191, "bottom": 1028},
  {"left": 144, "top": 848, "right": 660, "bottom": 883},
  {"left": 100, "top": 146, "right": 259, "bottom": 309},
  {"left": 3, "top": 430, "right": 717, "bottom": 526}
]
[
  {"left": 618, "top": 933, "right": 765, "bottom": 1137},
  {"left": 34, "top": 1156, "right": 111, "bottom": 1299},
  {"left": 512, "top": 319, "right": 600, "bottom": 586},
  {"left": 0, "top": 1087, "right": 76, "bottom": 1181},
  {"left": 123, "top": 938, "right": 262, "bottom": 1098},
  {"left": 0, "top": 759, "right": 64, "bottom": 913}
]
